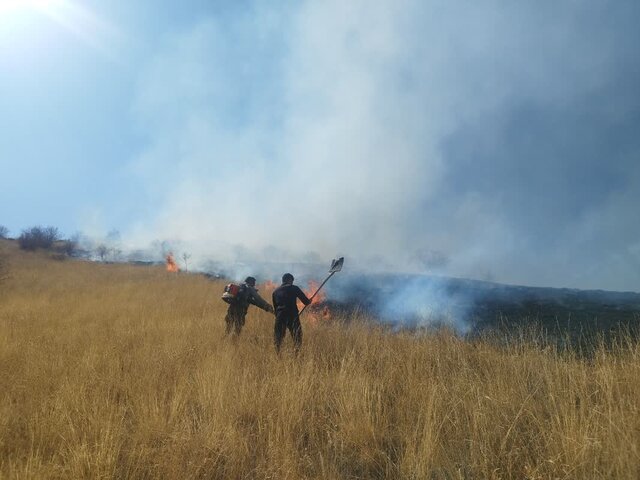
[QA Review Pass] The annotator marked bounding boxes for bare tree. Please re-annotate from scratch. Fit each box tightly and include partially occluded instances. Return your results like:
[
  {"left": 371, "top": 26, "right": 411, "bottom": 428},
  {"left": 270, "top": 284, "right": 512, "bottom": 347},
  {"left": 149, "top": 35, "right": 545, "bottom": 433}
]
[
  {"left": 182, "top": 252, "right": 192, "bottom": 272},
  {"left": 0, "top": 225, "right": 9, "bottom": 239},
  {"left": 96, "top": 244, "right": 109, "bottom": 262}
]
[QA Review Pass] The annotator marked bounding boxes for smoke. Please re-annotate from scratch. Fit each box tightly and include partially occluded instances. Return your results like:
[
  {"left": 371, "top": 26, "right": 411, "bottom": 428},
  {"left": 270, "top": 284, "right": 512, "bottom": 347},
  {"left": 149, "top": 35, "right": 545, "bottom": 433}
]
[
  {"left": 329, "top": 274, "right": 477, "bottom": 333},
  {"left": 117, "top": 0, "right": 640, "bottom": 294}
]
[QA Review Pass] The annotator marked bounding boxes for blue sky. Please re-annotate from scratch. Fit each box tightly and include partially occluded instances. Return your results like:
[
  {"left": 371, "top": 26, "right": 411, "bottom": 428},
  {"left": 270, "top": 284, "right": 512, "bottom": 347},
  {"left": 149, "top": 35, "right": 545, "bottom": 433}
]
[{"left": 1, "top": 0, "right": 639, "bottom": 291}]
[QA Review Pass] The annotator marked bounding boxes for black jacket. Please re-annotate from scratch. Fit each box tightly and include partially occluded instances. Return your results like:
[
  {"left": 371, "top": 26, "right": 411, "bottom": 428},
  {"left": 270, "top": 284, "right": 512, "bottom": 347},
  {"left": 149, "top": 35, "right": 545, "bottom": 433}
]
[
  {"left": 229, "top": 283, "right": 271, "bottom": 315},
  {"left": 272, "top": 283, "right": 311, "bottom": 316}
]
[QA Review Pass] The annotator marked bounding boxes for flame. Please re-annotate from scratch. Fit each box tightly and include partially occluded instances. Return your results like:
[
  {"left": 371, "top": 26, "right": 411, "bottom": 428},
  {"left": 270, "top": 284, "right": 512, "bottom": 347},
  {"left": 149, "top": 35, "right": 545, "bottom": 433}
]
[
  {"left": 166, "top": 252, "right": 179, "bottom": 273},
  {"left": 298, "top": 280, "right": 332, "bottom": 325},
  {"left": 262, "top": 280, "right": 278, "bottom": 292},
  {"left": 261, "top": 279, "right": 333, "bottom": 324}
]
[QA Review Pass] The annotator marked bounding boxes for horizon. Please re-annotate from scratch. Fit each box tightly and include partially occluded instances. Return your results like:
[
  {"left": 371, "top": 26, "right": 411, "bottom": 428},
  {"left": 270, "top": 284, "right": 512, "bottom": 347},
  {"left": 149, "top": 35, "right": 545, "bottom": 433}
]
[{"left": 3, "top": 235, "right": 640, "bottom": 297}]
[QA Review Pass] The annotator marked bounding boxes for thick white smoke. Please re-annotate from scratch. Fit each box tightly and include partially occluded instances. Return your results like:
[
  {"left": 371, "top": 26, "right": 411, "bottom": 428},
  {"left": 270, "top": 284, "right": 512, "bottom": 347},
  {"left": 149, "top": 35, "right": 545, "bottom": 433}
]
[{"left": 120, "top": 0, "right": 640, "bottom": 291}]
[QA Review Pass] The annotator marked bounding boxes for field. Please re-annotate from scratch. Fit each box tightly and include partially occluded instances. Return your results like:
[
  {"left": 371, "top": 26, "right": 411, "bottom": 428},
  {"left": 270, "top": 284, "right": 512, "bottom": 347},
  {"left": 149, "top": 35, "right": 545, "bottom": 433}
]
[{"left": 1, "top": 241, "right": 639, "bottom": 479}]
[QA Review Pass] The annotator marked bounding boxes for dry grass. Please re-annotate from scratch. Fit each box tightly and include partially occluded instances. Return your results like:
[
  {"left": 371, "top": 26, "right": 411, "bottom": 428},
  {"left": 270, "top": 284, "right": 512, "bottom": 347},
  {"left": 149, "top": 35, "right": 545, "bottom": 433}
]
[{"left": 0, "top": 241, "right": 639, "bottom": 479}]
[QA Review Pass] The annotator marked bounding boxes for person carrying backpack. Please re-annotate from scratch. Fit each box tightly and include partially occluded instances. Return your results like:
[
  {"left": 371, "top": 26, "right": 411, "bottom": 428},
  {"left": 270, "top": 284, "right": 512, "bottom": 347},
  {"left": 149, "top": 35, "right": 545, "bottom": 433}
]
[{"left": 223, "top": 276, "right": 273, "bottom": 336}]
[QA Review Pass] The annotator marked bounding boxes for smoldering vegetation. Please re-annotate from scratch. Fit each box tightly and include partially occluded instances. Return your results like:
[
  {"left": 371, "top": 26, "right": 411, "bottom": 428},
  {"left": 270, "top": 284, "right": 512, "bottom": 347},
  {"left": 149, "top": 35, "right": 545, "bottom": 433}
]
[{"left": 325, "top": 274, "right": 640, "bottom": 336}]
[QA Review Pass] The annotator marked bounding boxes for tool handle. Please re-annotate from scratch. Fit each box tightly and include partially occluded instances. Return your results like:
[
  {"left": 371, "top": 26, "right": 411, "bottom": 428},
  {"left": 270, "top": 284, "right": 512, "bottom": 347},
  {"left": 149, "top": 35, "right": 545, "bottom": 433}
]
[{"left": 298, "top": 271, "right": 335, "bottom": 316}]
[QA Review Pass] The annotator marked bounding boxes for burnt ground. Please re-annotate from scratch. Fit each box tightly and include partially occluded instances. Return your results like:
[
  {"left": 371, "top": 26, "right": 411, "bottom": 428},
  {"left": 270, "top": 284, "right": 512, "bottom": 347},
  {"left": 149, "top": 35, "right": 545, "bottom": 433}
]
[{"left": 319, "top": 273, "right": 640, "bottom": 342}]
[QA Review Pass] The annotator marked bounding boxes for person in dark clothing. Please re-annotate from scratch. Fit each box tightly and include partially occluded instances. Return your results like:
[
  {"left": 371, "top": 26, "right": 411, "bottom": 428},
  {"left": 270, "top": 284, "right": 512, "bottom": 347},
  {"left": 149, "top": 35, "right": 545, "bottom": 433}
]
[
  {"left": 272, "top": 273, "right": 311, "bottom": 353},
  {"left": 225, "top": 276, "right": 273, "bottom": 336}
]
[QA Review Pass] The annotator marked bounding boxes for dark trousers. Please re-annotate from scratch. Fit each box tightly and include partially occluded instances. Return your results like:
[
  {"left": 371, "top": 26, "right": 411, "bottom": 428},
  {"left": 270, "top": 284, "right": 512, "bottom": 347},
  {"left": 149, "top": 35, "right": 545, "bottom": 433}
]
[
  {"left": 274, "top": 311, "right": 302, "bottom": 353},
  {"left": 225, "top": 305, "right": 246, "bottom": 336}
]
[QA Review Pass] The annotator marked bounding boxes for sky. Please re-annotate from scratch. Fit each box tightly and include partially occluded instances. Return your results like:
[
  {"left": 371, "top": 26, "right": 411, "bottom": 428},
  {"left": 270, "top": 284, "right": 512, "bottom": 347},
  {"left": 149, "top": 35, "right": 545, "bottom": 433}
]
[{"left": 1, "top": 0, "right": 639, "bottom": 291}]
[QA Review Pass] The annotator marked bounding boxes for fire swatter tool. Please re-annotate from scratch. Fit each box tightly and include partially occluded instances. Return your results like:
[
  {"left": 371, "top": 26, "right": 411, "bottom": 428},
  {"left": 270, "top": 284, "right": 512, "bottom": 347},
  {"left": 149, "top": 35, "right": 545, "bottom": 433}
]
[{"left": 299, "top": 257, "right": 344, "bottom": 317}]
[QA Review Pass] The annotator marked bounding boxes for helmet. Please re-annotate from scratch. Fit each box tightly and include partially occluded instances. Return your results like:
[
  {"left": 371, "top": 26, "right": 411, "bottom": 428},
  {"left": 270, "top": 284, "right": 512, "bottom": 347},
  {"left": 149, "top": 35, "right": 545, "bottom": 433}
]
[
  {"left": 244, "top": 276, "right": 257, "bottom": 286},
  {"left": 282, "top": 273, "right": 294, "bottom": 284}
]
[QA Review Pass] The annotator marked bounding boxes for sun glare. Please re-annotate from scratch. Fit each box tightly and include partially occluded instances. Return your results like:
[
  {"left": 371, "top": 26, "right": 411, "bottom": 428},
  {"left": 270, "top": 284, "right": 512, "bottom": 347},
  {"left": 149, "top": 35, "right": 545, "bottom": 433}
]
[
  {"left": 0, "top": 0, "right": 22, "bottom": 15},
  {"left": 0, "top": 0, "right": 121, "bottom": 59},
  {"left": 0, "top": 0, "right": 50, "bottom": 14}
]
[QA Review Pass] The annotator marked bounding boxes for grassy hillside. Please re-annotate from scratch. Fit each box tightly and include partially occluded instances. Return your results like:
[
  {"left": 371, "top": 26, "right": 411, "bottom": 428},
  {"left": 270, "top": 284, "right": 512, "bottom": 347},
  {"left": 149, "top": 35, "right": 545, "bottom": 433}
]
[{"left": 1, "top": 241, "right": 639, "bottom": 479}]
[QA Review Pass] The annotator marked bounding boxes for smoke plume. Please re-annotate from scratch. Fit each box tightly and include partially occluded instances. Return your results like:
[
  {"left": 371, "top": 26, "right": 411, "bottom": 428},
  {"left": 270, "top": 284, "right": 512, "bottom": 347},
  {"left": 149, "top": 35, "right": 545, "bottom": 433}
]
[{"left": 121, "top": 0, "right": 640, "bottom": 293}]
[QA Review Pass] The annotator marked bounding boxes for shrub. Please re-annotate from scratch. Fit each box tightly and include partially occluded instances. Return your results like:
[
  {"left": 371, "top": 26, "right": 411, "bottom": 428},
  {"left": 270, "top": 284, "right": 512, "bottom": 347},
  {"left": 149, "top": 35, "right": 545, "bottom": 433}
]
[
  {"left": 55, "top": 235, "right": 79, "bottom": 257},
  {"left": 0, "top": 225, "right": 8, "bottom": 239},
  {"left": 18, "top": 226, "right": 60, "bottom": 251}
]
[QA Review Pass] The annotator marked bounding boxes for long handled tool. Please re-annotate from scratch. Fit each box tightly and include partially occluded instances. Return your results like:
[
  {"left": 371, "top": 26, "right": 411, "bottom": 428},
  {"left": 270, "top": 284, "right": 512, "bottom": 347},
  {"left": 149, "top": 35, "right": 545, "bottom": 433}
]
[{"left": 299, "top": 257, "right": 344, "bottom": 316}]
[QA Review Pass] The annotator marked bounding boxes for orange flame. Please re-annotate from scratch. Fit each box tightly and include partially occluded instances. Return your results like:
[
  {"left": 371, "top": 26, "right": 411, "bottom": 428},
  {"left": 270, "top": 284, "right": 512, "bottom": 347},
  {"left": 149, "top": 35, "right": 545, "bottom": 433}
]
[
  {"left": 166, "top": 253, "right": 179, "bottom": 273},
  {"left": 262, "top": 280, "right": 278, "bottom": 292},
  {"left": 261, "top": 279, "right": 333, "bottom": 325},
  {"left": 299, "top": 280, "right": 332, "bottom": 325}
]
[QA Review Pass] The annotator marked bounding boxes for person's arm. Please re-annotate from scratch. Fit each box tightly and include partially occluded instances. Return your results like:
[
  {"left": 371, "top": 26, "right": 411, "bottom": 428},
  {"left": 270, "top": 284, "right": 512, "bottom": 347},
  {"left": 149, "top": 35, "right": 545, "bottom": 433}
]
[
  {"left": 247, "top": 286, "right": 274, "bottom": 312},
  {"left": 295, "top": 286, "right": 311, "bottom": 306}
]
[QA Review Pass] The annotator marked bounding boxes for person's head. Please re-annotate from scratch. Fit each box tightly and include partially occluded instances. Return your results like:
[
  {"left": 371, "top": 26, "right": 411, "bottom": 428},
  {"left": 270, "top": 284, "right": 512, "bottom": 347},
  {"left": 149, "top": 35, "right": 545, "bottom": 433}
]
[
  {"left": 244, "top": 276, "right": 257, "bottom": 287},
  {"left": 282, "top": 273, "right": 294, "bottom": 284}
]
